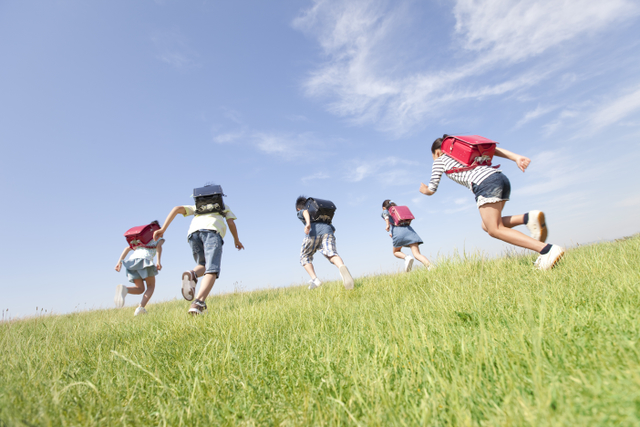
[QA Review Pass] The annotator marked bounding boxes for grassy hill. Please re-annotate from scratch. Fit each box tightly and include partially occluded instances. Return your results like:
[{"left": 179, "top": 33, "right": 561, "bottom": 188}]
[{"left": 2, "top": 236, "right": 640, "bottom": 426}]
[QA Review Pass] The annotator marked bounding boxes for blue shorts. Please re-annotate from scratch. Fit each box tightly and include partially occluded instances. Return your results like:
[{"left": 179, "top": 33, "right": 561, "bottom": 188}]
[
  {"left": 188, "top": 230, "right": 223, "bottom": 277},
  {"left": 123, "top": 258, "right": 158, "bottom": 283},
  {"left": 300, "top": 233, "right": 339, "bottom": 265},
  {"left": 472, "top": 172, "right": 511, "bottom": 207}
]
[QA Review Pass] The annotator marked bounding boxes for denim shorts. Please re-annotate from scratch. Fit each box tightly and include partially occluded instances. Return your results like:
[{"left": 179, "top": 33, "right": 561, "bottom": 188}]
[
  {"left": 188, "top": 230, "right": 223, "bottom": 277},
  {"left": 472, "top": 172, "right": 511, "bottom": 207}
]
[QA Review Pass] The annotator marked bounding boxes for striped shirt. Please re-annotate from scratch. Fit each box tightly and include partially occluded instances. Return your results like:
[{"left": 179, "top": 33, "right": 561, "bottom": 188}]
[{"left": 428, "top": 154, "right": 501, "bottom": 192}]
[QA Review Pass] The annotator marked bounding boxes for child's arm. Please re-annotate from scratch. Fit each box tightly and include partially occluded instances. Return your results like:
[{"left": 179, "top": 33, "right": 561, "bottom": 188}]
[
  {"left": 225, "top": 218, "right": 245, "bottom": 250},
  {"left": 115, "top": 247, "right": 132, "bottom": 272},
  {"left": 154, "top": 206, "right": 187, "bottom": 240},
  {"left": 302, "top": 210, "right": 311, "bottom": 235},
  {"left": 495, "top": 147, "right": 530, "bottom": 172},
  {"left": 419, "top": 183, "right": 435, "bottom": 196},
  {"left": 155, "top": 239, "right": 164, "bottom": 271}
]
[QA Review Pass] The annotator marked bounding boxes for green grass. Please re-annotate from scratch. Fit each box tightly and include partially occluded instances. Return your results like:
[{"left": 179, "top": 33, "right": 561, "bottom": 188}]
[{"left": 2, "top": 236, "right": 640, "bottom": 426}]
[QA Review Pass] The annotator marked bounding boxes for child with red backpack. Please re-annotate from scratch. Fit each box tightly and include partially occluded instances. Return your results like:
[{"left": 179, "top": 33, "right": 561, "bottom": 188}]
[
  {"left": 381, "top": 200, "right": 432, "bottom": 272},
  {"left": 114, "top": 221, "right": 164, "bottom": 315},
  {"left": 419, "top": 135, "right": 564, "bottom": 270}
]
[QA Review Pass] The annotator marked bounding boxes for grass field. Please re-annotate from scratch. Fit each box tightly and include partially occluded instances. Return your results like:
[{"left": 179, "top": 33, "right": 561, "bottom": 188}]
[{"left": 2, "top": 236, "right": 640, "bottom": 426}]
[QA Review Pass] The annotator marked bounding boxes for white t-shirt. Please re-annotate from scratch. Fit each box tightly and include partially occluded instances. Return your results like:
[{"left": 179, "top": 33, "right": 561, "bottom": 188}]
[{"left": 183, "top": 204, "right": 237, "bottom": 238}]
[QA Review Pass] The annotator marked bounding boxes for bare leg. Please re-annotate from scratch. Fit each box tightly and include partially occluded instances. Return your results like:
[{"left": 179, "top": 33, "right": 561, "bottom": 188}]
[
  {"left": 303, "top": 263, "right": 318, "bottom": 279},
  {"left": 195, "top": 273, "right": 217, "bottom": 302},
  {"left": 328, "top": 255, "right": 344, "bottom": 267},
  {"left": 409, "top": 244, "right": 431, "bottom": 266},
  {"left": 192, "top": 265, "right": 206, "bottom": 277},
  {"left": 479, "top": 202, "right": 545, "bottom": 252},
  {"left": 127, "top": 279, "right": 145, "bottom": 295},
  {"left": 393, "top": 247, "right": 406, "bottom": 259},
  {"left": 139, "top": 276, "right": 155, "bottom": 307}
]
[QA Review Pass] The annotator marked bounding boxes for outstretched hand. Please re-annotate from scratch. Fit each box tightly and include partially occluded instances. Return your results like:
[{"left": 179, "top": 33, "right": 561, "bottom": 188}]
[
  {"left": 153, "top": 229, "right": 164, "bottom": 240},
  {"left": 235, "top": 241, "right": 245, "bottom": 250},
  {"left": 115, "top": 262, "right": 122, "bottom": 272},
  {"left": 515, "top": 155, "right": 531, "bottom": 172}
]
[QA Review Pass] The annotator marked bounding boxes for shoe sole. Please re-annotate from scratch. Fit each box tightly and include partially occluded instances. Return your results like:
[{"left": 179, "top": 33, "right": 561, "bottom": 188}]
[
  {"left": 181, "top": 272, "right": 195, "bottom": 301},
  {"left": 528, "top": 211, "right": 548, "bottom": 243},
  {"left": 114, "top": 285, "right": 126, "bottom": 308},
  {"left": 405, "top": 258, "right": 414, "bottom": 272},
  {"left": 188, "top": 308, "right": 203, "bottom": 315},
  {"left": 339, "top": 266, "right": 354, "bottom": 290}
]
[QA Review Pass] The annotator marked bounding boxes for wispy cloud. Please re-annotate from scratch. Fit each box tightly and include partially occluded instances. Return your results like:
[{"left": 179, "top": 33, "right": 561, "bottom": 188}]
[
  {"left": 344, "top": 156, "right": 418, "bottom": 183},
  {"left": 590, "top": 85, "right": 640, "bottom": 130},
  {"left": 150, "top": 29, "right": 200, "bottom": 69},
  {"left": 293, "top": 0, "right": 639, "bottom": 136},
  {"left": 212, "top": 129, "right": 323, "bottom": 160},
  {"left": 302, "top": 172, "right": 331, "bottom": 182},
  {"left": 514, "top": 104, "right": 558, "bottom": 128}
]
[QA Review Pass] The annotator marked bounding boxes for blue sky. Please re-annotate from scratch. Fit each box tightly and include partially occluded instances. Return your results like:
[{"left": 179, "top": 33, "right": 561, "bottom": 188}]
[{"left": 1, "top": 0, "right": 639, "bottom": 318}]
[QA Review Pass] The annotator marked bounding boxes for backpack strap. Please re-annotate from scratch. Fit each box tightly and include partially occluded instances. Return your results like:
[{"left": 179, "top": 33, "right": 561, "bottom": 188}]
[{"left": 446, "top": 163, "right": 500, "bottom": 174}]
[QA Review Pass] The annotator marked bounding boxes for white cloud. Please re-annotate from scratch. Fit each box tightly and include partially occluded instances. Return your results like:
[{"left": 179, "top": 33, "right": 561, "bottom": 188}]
[
  {"left": 293, "top": 0, "right": 639, "bottom": 136},
  {"left": 302, "top": 172, "right": 331, "bottom": 182},
  {"left": 150, "top": 29, "right": 200, "bottom": 69},
  {"left": 590, "top": 85, "right": 640, "bottom": 130},
  {"left": 345, "top": 156, "right": 418, "bottom": 182},
  {"left": 212, "top": 129, "right": 321, "bottom": 160},
  {"left": 514, "top": 104, "right": 557, "bottom": 128}
]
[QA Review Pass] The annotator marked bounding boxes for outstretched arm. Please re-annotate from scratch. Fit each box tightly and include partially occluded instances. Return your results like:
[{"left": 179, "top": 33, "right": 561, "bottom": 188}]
[
  {"left": 302, "top": 210, "right": 311, "bottom": 235},
  {"left": 495, "top": 147, "right": 530, "bottom": 172},
  {"left": 155, "top": 239, "right": 164, "bottom": 270},
  {"left": 419, "top": 183, "right": 435, "bottom": 195},
  {"left": 154, "top": 206, "right": 187, "bottom": 240},
  {"left": 226, "top": 218, "right": 245, "bottom": 250},
  {"left": 115, "top": 247, "right": 132, "bottom": 272}
]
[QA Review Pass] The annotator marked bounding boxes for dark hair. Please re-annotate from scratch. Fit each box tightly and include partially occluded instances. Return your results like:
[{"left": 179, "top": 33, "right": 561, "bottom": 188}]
[
  {"left": 382, "top": 199, "right": 397, "bottom": 209},
  {"left": 296, "top": 195, "right": 307, "bottom": 210},
  {"left": 150, "top": 220, "right": 159, "bottom": 227}
]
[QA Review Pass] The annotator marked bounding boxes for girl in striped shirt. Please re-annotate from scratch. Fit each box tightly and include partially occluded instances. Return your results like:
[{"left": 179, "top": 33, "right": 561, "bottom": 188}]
[{"left": 419, "top": 137, "right": 564, "bottom": 270}]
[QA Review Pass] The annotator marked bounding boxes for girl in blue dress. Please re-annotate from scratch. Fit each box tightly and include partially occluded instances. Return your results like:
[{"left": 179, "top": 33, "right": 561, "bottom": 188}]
[{"left": 381, "top": 200, "right": 432, "bottom": 272}]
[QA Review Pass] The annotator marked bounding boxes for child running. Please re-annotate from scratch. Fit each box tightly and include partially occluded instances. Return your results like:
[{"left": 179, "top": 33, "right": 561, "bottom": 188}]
[
  {"left": 419, "top": 136, "right": 564, "bottom": 270},
  {"left": 296, "top": 196, "right": 354, "bottom": 290},
  {"left": 114, "top": 221, "right": 164, "bottom": 316},
  {"left": 153, "top": 184, "right": 244, "bottom": 315},
  {"left": 381, "top": 200, "right": 432, "bottom": 272}
]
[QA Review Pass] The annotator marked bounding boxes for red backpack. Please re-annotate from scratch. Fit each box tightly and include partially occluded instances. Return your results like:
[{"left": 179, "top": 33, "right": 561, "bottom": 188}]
[
  {"left": 124, "top": 223, "right": 160, "bottom": 249},
  {"left": 389, "top": 205, "right": 414, "bottom": 226},
  {"left": 441, "top": 135, "right": 500, "bottom": 174}
]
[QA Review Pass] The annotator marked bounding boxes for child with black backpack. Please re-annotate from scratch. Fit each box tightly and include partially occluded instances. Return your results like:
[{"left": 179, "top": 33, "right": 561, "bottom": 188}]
[
  {"left": 381, "top": 200, "right": 432, "bottom": 272},
  {"left": 296, "top": 196, "right": 354, "bottom": 290},
  {"left": 114, "top": 221, "right": 164, "bottom": 316},
  {"left": 153, "top": 184, "right": 245, "bottom": 315},
  {"left": 419, "top": 135, "right": 564, "bottom": 270}
]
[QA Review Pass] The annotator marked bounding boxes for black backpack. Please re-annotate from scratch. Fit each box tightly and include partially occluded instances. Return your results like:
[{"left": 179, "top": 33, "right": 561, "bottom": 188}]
[
  {"left": 193, "top": 185, "right": 226, "bottom": 216},
  {"left": 305, "top": 198, "right": 336, "bottom": 224}
]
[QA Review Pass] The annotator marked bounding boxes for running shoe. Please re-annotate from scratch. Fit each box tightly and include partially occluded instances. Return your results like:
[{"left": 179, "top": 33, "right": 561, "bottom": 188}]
[
  {"left": 188, "top": 299, "right": 208, "bottom": 315},
  {"left": 181, "top": 271, "right": 197, "bottom": 301},
  {"left": 114, "top": 284, "right": 128, "bottom": 308},
  {"left": 526, "top": 210, "right": 548, "bottom": 242},
  {"left": 134, "top": 306, "right": 147, "bottom": 316},
  {"left": 339, "top": 265, "right": 354, "bottom": 290},
  {"left": 308, "top": 277, "right": 322, "bottom": 290},
  {"left": 535, "top": 245, "right": 565, "bottom": 270},
  {"left": 404, "top": 256, "right": 414, "bottom": 272}
]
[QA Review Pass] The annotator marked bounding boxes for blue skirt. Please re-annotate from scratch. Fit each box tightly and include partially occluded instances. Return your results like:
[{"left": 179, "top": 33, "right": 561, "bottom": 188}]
[
  {"left": 122, "top": 258, "right": 158, "bottom": 282},
  {"left": 391, "top": 225, "right": 423, "bottom": 248}
]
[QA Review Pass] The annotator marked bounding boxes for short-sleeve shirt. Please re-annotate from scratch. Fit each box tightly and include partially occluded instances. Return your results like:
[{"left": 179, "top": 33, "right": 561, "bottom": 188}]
[
  {"left": 381, "top": 209, "right": 397, "bottom": 226},
  {"left": 130, "top": 238, "right": 164, "bottom": 260},
  {"left": 297, "top": 209, "right": 335, "bottom": 237},
  {"left": 183, "top": 204, "right": 237, "bottom": 238}
]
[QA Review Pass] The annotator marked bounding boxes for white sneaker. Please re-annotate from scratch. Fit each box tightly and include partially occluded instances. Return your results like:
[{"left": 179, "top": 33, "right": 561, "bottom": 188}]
[
  {"left": 339, "top": 265, "right": 354, "bottom": 290},
  {"left": 134, "top": 306, "right": 147, "bottom": 316},
  {"left": 526, "top": 210, "right": 548, "bottom": 242},
  {"left": 308, "top": 277, "right": 322, "bottom": 290},
  {"left": 535, "top": 245, "right": 565, "bottom": 270},
  {"left": 181, "top": 271, "right": 197, "bottom": 301},
  {"left": 114, "top": 284, "right": 128, "bottom": 308},
  {"left": 404, "top": 256, "right": 414, "bottom": 272}
]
